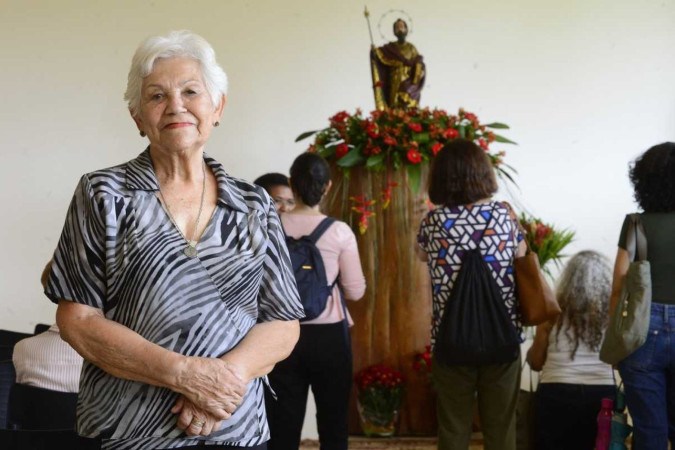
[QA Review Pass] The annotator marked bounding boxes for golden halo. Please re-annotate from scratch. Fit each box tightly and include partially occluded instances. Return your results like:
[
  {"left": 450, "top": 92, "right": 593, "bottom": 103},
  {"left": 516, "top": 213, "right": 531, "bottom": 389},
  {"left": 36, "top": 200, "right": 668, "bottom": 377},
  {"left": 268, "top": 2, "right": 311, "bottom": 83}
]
[{"left": 377, "top": 9, "right": 414, "bottom": 41}]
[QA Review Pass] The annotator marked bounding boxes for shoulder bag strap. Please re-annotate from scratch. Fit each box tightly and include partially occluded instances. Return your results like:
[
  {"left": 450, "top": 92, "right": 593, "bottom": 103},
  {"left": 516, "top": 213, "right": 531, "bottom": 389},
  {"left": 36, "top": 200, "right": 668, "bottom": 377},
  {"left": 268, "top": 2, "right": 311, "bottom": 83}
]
[
  {"left": 501, "top": 201, "right": 532, "bottom": 254},
  {"left": 626, "top": 214, "right": 648, "bottom": 262}
]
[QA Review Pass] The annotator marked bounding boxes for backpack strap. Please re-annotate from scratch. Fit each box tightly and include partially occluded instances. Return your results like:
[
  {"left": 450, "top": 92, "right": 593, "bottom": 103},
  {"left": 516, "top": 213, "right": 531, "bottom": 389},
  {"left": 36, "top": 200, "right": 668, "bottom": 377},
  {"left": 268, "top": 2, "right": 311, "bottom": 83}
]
[{"left": 307, "top": 217, "right": 336, "bottom": 244}]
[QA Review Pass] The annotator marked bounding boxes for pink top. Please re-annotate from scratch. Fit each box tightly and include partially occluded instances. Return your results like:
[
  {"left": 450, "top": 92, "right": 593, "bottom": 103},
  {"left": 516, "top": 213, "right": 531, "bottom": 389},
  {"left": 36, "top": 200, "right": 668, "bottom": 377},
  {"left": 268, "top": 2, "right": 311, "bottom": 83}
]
[{"left": 281, "top": 213, "right": 366, "bottom": 325}]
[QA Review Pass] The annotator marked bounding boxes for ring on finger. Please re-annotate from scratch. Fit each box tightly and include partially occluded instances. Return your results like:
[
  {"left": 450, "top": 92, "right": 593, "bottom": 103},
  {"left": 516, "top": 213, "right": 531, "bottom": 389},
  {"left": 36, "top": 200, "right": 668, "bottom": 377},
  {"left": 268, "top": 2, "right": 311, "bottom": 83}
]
[{"left": 191, "top": 418, "right": 205, "bottom": 428}]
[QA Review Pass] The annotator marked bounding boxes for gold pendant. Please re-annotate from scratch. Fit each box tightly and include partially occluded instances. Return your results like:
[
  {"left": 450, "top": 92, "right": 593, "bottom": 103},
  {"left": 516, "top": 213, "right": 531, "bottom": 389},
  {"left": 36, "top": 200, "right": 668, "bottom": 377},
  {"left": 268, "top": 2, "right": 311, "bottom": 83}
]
[{"left": 184, "top": 244, "right": 198, "bottom": 258}]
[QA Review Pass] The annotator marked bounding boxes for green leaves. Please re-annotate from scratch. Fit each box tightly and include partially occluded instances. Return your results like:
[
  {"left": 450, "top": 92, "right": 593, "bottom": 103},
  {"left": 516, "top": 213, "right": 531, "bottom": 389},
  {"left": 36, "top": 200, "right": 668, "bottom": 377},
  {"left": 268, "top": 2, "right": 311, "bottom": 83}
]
[
  {"left": 411, "top": 132, "right": 430, "bottom": 144},
  {"left": 519, "top": 213, "right": 576, "bottom": 277},
  {"left": 366, "top": 153, "right": 385, "bottom": 168},
  {"left": 406, "top": 164, "right": 422, "bottom": 194},
  {"left": 492, "top": 133, "right": 517, "bottom": 145},
  {"left": 337, "top": 147, "right": 366, "bottom": 168},
  {"left": 458, "top": 125, "right": 467, "bottom": 139},
  {"left": 295, "top": 129, "right": 321, "bottom": 142},
  {"left": 484, "top": 122, "right": 510, "bottom": 129}
]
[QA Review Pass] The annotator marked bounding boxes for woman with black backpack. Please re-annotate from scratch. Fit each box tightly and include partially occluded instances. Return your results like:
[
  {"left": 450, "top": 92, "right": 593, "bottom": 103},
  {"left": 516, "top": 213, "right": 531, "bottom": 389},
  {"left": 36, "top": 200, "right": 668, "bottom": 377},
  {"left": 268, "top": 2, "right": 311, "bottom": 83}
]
[
  {"left": 416, "top": 139, "right": 527, "bottom": 450},
  {"left": 266, "top": 152, "right": 366, "bottom": 450}
]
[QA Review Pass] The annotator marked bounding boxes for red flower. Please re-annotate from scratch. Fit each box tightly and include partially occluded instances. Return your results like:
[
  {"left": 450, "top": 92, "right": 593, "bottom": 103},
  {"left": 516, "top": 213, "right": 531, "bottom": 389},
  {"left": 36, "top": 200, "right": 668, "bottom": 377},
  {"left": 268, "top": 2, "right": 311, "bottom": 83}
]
[
  {"left": 443, "top": 128, "right": 459, "bottom": 139},
  {"left": 381, "top": 181, "right": 398, "bottom": 210},
  {"left": 407, "top": 148, "right": 422, "bottom": 164},
  {"left": 365, "top": 121, "right": 379, "bottom": 139},
  {"left": 330, "top": 111, "right": 350, "bottom": 125},
  {"left": 534, "top": 223, "right": 553, "bottom": 247},
  {"left": 383, "top": 134, "right": 397, "bottom": 146},
  {"left": 431, "top": 142, "right": 443, "bottom": 156},
  {"left": 478, "top": 138, "right": 489, "bottom": 150},
  {"left": 408, "top": 122, "right": 423, "bottom": 132},
  {"left": 335, "top": 143, "right": 349, "bottom": 159},
  {"left": 413, "top": 345, "right": 433, "bottom": 373}
]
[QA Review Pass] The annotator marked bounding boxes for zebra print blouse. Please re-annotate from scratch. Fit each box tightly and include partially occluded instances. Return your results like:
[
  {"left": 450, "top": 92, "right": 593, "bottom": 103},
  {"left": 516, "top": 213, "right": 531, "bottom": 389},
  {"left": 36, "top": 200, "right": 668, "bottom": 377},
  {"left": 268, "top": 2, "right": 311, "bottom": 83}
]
[{"left": 45, "top": 149, "right": 304, "bottom": 449}]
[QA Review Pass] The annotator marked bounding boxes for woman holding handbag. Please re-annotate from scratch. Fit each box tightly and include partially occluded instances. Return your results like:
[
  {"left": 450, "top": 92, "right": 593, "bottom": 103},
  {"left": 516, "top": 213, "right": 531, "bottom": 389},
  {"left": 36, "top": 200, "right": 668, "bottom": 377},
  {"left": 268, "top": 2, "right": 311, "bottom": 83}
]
[
  {"left": 609, "top": 142, "right": 675, "bottom": 450},
  {"left": 416, "top": 139, "right": 527, "bottom": 450},
  {"left": 526, "top": 250, "right": 615, "bottom": 450}
]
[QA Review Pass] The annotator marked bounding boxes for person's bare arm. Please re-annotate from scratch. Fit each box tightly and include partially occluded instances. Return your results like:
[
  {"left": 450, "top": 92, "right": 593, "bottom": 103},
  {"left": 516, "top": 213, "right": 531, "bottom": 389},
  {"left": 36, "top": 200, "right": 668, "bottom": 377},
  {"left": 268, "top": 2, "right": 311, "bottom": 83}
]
[
  {"left": 609, "top": 248, "right": 630, "bottom": 316},
  {"left": 526, "top": 320, "right": 555, "bottom": 371},
  {"left": 173, "top": 319, "right": 300, "bottom": 435},
  {"left": 57, "top": 300, "right": 244, "bottom": 421},
  {"left": 220, "top": 319, "right": 300, "bottom": 382}
]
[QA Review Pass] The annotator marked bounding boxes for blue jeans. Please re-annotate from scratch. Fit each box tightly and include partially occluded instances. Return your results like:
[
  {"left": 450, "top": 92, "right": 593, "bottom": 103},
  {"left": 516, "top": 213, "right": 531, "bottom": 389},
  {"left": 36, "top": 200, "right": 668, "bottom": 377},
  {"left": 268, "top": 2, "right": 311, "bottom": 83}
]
[{"left": 618, "top": 303, "right": 675, "bottom": 450}]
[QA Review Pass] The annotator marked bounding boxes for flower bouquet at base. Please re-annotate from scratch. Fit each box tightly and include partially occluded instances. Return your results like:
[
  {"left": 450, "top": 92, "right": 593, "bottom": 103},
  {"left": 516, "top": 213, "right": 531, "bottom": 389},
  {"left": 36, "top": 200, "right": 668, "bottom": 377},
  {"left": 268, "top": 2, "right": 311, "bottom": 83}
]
[
  {"left": 354, "top": 364, "right": 405, "bottom": 437},
  {"left": 413, "top": 345, "right": 432, "bottom": 377},
  {"left": 518, "top": 213, "right": 575, "bottom": 277}
]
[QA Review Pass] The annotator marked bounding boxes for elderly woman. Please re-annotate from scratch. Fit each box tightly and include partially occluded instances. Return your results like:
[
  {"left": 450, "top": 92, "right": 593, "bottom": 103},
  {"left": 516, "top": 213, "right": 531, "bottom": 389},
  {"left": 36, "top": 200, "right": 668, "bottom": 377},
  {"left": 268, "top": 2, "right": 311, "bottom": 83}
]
[
  {"left": 45, "top": 31, "right": 303, "bottom": 450},
  {"left": 527, "top": 251, "right": 615, "bottom": 450}
]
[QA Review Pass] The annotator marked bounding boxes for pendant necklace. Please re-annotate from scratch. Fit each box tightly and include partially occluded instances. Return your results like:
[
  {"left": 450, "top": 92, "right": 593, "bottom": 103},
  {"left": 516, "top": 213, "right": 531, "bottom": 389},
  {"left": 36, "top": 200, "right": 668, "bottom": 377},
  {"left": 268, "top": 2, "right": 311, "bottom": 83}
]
[{"left": 157, "top": 160, "right": 206, "bottom": 259}]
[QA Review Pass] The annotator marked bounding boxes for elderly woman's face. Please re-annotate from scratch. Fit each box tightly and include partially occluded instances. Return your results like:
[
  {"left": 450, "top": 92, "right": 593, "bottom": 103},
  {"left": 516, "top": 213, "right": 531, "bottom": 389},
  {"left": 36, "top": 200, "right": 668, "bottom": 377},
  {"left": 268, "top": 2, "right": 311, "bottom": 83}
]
[{"left": 133, "top": 57, "right": 224, "bottom": 153}]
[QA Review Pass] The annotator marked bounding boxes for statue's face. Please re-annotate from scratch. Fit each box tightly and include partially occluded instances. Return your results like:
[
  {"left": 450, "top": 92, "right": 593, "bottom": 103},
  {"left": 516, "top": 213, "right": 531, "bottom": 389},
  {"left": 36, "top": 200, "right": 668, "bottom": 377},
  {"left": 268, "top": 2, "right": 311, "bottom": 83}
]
[{"left": 393, "top": 20, "right": 408, "bottom": 40}]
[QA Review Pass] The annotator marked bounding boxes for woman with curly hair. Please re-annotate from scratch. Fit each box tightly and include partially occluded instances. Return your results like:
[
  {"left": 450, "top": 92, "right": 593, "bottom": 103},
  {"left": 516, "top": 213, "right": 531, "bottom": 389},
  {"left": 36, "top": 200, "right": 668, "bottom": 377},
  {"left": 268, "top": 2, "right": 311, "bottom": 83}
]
[
  {"left": 527, "top": 250, "right": 615, "bottom": 450},
  {"left": 610, "top": 142, "right": 675, "bottom": 449}
]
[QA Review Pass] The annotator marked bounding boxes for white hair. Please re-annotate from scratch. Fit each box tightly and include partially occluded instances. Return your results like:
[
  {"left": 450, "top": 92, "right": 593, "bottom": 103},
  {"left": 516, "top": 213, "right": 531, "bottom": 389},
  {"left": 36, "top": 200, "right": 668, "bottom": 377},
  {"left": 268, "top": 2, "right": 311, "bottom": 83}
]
[
  {"left": 124, "top": 30, "right": 228, "bottom": 116},
  {"left": 554, "top": 250, "right": 612, "bottom": 358}
]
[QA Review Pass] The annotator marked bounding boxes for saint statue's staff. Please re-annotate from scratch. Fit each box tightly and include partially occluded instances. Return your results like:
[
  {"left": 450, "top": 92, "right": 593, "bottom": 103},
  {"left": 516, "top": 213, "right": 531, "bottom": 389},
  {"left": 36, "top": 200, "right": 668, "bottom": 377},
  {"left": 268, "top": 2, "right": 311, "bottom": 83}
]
[{"left": 363, "top": 6, "right": 375, "bottom": 47}]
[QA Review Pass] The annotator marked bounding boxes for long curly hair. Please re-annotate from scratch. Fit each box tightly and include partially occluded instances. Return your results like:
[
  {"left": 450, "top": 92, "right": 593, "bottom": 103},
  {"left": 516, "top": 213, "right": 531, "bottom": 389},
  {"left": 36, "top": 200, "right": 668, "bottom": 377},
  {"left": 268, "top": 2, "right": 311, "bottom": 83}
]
[
  {"left": 629, "top": 142, "right": 675, "bottom": 213},
  {"left": 554, "top": 250, "right": 612, "bottom": 359}
]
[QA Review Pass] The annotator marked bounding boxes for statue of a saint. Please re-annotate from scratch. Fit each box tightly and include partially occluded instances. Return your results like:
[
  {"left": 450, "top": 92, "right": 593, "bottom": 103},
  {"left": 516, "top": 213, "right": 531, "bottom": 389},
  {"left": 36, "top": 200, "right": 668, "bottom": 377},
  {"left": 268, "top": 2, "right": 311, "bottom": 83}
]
[{"left": 370, "top": 18, "right": 426, "bottom": 110}]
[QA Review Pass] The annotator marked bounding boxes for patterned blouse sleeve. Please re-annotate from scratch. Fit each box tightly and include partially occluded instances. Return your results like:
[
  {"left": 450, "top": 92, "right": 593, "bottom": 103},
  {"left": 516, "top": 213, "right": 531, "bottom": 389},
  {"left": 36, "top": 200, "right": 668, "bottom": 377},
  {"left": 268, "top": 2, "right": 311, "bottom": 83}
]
[
  {"left": 417, "top": 213, "right": 430, "bottom": 251},
  {"left": 256, "top": 198, "right": 304, "bottom": 322},
  {"left": 45, "top": 175, "right": 107, "bottom": 310}
]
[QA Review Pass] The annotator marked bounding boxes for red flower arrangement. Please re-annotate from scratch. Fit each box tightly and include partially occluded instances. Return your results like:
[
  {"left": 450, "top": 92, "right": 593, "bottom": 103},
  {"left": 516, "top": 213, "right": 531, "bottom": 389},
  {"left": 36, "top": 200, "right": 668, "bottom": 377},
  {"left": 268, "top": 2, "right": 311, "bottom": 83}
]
[
  {"left": 354, "top": 364, "right": 405, "bottom": 436},
  {"left": 412, "top": 345, "right": 432, "bottom": 374},
  {"left": 297, "top": 107, "right": 517, "bottom": 193},
  {"left": 518, "top": 213, "right": 575, "bottom": 276}
]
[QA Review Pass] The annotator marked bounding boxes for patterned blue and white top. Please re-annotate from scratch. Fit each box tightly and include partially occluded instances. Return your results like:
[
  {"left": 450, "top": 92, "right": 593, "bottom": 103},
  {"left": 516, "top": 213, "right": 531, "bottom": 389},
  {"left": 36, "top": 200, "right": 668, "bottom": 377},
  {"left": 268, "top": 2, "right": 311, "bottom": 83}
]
[
  {"left": 45, "top": 149, "right": 304, "bottom": 449},
  {"left": 417, "top": 201, "right": 524, "bottom": 350}
]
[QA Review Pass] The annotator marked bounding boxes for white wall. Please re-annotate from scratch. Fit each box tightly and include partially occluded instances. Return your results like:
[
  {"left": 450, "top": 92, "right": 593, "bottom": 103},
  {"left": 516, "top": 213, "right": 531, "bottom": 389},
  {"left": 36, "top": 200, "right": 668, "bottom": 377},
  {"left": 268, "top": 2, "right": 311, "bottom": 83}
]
[{"left": 1, "top": 0, "right": 674, "bottom": 439}]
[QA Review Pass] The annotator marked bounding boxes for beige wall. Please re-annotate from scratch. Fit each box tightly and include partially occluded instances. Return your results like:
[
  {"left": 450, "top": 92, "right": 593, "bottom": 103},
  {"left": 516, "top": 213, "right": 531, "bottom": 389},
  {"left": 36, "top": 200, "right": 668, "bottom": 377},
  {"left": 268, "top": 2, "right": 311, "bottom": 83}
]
[{"left": 1, "top": 0, "right": 674, "bottom": 438}]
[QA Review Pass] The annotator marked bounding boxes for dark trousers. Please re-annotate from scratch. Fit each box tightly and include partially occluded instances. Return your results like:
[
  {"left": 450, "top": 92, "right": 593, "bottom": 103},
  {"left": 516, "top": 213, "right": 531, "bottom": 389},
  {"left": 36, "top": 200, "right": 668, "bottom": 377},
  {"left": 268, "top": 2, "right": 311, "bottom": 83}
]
[
  {"left": 432, "top": 354, "right": 521, "bottom": 450},
  {"left": 266, "top": 322, "right": 352, "bottom": 450},
  {"left": 534, "top": 383, "right": 615, "bottom": 450}
]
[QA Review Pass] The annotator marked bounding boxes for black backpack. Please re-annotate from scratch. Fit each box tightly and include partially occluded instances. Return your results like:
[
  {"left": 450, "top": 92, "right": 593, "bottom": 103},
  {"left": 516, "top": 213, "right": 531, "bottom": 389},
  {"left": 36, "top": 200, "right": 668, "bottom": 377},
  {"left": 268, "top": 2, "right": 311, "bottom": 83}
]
[
  {"left": 285, "top": 217, "right": 338, "bottom": 321},
  {"left": 434, "top": 220, "right": 520, "bottom": 366}
]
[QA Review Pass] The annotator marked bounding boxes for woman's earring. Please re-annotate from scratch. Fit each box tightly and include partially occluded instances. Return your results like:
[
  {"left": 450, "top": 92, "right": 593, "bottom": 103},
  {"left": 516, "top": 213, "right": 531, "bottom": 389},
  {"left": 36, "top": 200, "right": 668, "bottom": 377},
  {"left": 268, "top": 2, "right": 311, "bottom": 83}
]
[
  {"left": 139, "top": 131, "right": 146, "bottom": 137},
  {"left": 214, "top": 121, "right": 220, "bottom": 127}
]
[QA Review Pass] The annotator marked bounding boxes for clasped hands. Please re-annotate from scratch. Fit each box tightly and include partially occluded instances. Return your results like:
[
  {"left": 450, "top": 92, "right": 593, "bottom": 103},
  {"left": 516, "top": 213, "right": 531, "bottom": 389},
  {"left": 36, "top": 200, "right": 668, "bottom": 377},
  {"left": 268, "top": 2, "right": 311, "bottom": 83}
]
[{"left": 172, "top": 357, "right": 247, "bottom": 437}]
